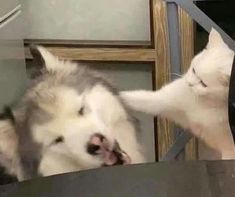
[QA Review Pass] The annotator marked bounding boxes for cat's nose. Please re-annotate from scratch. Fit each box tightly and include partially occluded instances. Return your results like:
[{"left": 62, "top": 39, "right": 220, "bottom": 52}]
[
  {"left": 87, "top": 133, "right": 105, "bottom": 155},
  {"left": 188, "top": 83, "right": 193, "bottom": 87}
]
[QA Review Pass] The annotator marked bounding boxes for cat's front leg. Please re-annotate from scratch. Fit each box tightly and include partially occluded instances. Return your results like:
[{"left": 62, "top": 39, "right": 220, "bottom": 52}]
[
  {"left": 121, "top": 90, "right": 155, "bottom": 114},
  {"left": 120, "top": 79, "right": 188, "bottom": 124},
  {"left": 120, "top": 90, "right": 171, "bottom": 116}
]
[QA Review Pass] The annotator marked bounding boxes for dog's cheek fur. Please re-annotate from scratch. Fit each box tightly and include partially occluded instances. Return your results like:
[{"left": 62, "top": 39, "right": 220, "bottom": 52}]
[
  {"left": 38, "top": 148, "right": 82, "bottom": 176},
  {"left": 0, "top": 120, "right": 18, "bottom": 176},
  {"left": 15, "top": 120, "right": 42, "bottom": 180}
]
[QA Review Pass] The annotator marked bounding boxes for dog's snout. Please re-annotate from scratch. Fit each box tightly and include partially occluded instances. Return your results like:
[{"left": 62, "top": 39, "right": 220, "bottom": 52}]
[
  {"left": 86, "top": 134, "right": 131, "bottom": 166},
  {"left": 87, "top": 133, "right": 105, "bottom": 155}
]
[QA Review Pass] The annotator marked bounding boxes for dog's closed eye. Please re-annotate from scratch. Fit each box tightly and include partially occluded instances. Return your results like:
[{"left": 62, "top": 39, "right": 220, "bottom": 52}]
[
  {"left": 53, "top": 136, "right": 64, "bottom": 144},
  {"left": 78, "top": 106, "right": 84, "bottom": 116}
]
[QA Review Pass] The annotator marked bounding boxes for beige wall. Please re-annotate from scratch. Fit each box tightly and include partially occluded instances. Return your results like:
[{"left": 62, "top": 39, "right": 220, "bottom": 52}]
[{"left": 21, "top": 0, "right": 150, "bottom": 41}]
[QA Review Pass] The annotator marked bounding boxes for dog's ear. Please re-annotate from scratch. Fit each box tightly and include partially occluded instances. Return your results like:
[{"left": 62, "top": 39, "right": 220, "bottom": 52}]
[
  {"left": 29, "top": 45, "right": 45, "bottom": 70},
  {"left": 30, "top": 45, "right": 76, "bottom": 77},
  {"left": 29, "top": 45, "right": 62, "bottom": 75},
  {"left": 29, "top": 45, "right": 46, "bottom": 78},
  {"left": 0, "top": 106, "right": 15, "bottom": 124}
]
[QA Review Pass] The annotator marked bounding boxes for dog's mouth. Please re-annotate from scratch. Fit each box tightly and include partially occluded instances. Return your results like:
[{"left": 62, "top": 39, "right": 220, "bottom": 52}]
[
  {"left": 87, "top": 134, "right": 131, "bottom": 166},
  {"left": 102, "top": 141, "right": 131, "bottom": 166}
]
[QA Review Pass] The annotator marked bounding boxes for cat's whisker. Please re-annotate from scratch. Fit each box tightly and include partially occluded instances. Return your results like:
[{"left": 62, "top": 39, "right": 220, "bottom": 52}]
[{"left": 170, "top": 73, "right": 183, "bottom": 78}]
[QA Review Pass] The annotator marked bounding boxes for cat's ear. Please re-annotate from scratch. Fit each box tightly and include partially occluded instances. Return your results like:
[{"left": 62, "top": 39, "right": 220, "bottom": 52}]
[
  {"left": 207, "top": 28, "right": 226, "bottom": 49},
  {"left": 219, "top": 65, "right": 232, "bottom": 86}
]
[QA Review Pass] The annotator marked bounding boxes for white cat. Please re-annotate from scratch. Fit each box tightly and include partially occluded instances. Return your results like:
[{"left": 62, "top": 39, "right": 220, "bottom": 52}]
[{"left": 121, "top": 29, "right": 235, "bottom": 159}]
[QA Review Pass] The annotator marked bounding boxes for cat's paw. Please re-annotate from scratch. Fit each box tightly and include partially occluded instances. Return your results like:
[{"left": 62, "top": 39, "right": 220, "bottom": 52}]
[{"left": 119, "top": 91, "right": 142, "bottom": 109}]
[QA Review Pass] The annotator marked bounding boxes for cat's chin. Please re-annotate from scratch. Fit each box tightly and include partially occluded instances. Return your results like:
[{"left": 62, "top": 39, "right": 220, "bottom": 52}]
[
  {"left": 187, "top": 83, "right": 207, "bottom": 96},
  {"left": 192, "top": 90, "right": 206, "bottom": 96}
]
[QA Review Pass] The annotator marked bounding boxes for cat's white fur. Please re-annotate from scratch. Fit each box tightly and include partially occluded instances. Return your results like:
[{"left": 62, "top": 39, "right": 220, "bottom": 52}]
[{"left": 121, "top": 29, "right": 235, "bottom": 159}]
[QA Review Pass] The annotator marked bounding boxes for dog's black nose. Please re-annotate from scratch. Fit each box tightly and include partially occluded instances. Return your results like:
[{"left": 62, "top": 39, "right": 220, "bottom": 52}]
[
  {"left": 87, "top": 133, "right": 105, "bottom": 155},
  {"left": 87, "top": 144, "right": 100, "bottom": 155}
]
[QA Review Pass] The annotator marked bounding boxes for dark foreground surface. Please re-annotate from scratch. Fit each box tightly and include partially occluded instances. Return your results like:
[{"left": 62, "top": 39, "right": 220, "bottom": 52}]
[{"left": 0, "top": 161, "right": 234, "bottom": 197}]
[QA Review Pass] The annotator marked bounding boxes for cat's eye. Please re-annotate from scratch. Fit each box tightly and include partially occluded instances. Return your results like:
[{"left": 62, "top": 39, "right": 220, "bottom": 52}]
[
  {"left": 192, "top": 68, "right": 196, "bottom": 74},
  {"left": 192, "top": 68, "right": 207, "bottom": 88},
  {"left": 53, "top": 136, "right": 64, "bottom": 144},
  {"left": 200, "top": 80, "right": 207, "bottom": 88},
  {"left": 78, "top": 106, "right": 84, "bottom": 115}
]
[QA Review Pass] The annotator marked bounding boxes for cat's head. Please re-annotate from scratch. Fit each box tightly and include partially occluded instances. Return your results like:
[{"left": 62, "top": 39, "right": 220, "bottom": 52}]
[{"left": 185, "top": 28, "right": 234, "bottom": 99}]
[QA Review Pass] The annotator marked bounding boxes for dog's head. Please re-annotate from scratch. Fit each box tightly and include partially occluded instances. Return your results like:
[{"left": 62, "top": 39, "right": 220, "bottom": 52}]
[{"left": 1, "top": 46, "right": 143, "bottom": 180}]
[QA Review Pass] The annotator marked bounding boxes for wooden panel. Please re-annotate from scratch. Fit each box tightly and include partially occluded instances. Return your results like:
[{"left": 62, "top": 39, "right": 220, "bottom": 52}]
[
  {"left": 178, "top": 8, "right": 197, "bottom": 160},
  {"left": 25, "top": 47, "right": 156, "bottom": 62},
  {"left": 24, "top": 40, "right": 152, "bottom": 47},
  {"left": 152, "top": 0, "right": 174, "bottom": 160},
  {"left": 178, "top": 8, "right": 194, "bottom": 73}
]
